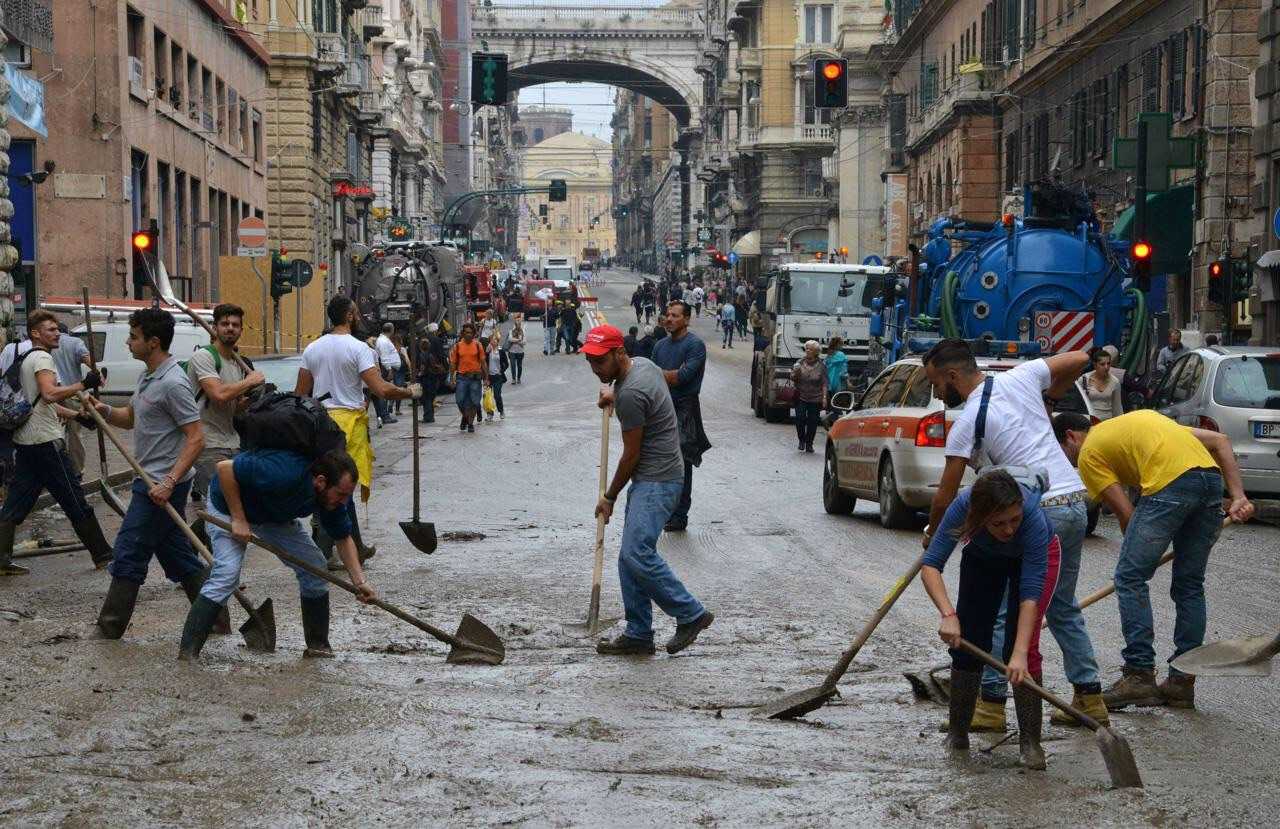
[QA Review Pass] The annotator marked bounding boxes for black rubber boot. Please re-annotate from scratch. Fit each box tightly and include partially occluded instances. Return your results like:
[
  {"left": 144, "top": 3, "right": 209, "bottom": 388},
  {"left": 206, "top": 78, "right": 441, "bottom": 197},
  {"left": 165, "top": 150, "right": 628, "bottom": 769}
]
[
  {"left": 313, "top": 518, "right": 342, "bottom": 571},
  {"left": 300, "top": 593, "right": 333, "bottom": 658},
  {"left": 1014, "top": 683, "right": 1047, "bottom": 770},
  {"left": 178, "top": 596, "right": 225, "bottom": 661},
  {"left": 71, "top": 516, "right": 114, "bottom": 569},
  {"left": 96, "top": 577, "right": 140, "bottom": 639},
  {"left": 0, "top": 521, "right": 29, "bottom": 576},
  {"left": 349, "top": 517, "right": 376, "bottom": 564},
  {"left": 179, "top": 569, "right": 231, "bottom": 635},
  {"left": 947, "top": 668, "right": 981, "bottom": 750}
]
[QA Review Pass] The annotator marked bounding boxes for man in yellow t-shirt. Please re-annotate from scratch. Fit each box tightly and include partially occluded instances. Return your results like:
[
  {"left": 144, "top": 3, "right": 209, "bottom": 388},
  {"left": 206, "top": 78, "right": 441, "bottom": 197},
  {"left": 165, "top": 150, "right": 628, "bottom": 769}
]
[{"left": 1055, "top": 410, "right": 1254, "bottom": 712}]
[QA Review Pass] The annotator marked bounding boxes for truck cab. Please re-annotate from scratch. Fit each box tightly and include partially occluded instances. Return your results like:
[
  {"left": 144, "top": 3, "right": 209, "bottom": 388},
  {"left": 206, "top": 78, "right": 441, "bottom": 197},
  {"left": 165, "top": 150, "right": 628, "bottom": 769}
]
[
  {"left": 751, "top": 262, "right": 892, "bottom": 423},
  {"left": 541, "top": 256, "right": 576, "bottom": 283}
]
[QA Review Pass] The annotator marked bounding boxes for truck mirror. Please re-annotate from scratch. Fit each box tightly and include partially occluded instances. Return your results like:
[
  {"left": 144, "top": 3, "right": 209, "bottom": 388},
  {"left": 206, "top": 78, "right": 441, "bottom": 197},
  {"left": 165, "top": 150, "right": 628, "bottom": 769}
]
[{"left": 829, "top": 390, "right": 855, "bottom": 413}]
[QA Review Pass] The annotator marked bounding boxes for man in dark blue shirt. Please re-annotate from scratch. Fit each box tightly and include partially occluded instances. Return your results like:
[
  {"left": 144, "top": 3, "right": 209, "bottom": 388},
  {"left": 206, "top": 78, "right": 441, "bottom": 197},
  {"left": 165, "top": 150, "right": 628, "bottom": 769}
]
[
  {"left": 177, "top": 448, "right": 377, "bottom": 660},
  {"left": 650, "top": 300, "right": 711, "bottom": 531}
]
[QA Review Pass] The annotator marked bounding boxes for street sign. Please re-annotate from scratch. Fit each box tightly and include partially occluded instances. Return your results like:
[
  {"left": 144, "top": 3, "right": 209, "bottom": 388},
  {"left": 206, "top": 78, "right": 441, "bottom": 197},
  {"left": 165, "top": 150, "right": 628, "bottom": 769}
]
[
  {"left": 237, "top": 216, "right": 267, "bottom": 257},
  {"left": 1113, "top": 113, "right": 1197, "bottom": 192},
  {"left": 697, "top": 227, "right": 711, "bottom": 243},
  {"left": 728, "top": 252, "right": 738, "bottom": 265},
  {"left": 863, "top": 254, "right": 883, "bottom": 266}
]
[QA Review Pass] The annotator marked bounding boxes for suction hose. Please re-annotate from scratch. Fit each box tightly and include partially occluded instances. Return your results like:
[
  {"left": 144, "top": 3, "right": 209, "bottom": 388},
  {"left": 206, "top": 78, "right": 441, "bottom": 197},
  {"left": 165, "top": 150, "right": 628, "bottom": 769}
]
[
  {"left": 941, "top": 270, "right": 962, "bottom": 339},
  {"left": 1119, "top": 287, "right": 1149, "bottom": 373}
]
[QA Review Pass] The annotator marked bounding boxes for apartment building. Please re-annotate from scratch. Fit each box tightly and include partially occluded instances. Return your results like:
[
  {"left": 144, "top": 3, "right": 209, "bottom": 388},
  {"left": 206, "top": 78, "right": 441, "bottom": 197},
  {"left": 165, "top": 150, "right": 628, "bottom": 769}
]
[
  {"left": 611, "top": 90, "right": 679, "bottom": 272},
  {"left": 10, "top": 0, "right": 269, "bottom": 302},
  {"left": 1250, "top": 0, "right": 1280, "bottom": 344},
  {"left": 521, "top": 132, "right": 613, "bottom": 261}
]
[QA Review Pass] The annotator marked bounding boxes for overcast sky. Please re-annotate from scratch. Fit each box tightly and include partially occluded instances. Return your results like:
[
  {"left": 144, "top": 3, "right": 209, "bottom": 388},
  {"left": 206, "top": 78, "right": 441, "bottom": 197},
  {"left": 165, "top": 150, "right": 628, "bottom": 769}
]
[{"left": 518, "top": 83, "right": 617, "bottom": 140}]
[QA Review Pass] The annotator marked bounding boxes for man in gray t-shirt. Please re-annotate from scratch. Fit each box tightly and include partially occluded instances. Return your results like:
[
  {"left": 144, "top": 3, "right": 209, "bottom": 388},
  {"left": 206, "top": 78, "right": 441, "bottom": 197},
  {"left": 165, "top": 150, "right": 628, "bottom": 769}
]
[{"left": 583, "top": 324, "right": 714, "bottom": 658}]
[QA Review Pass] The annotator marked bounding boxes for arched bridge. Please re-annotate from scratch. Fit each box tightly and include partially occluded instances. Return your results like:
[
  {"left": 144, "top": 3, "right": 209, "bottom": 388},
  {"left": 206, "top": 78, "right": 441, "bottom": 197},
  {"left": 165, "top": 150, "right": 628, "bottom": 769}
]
[{"left": 471, "top": 3, "right": 705, "bottom": 132}]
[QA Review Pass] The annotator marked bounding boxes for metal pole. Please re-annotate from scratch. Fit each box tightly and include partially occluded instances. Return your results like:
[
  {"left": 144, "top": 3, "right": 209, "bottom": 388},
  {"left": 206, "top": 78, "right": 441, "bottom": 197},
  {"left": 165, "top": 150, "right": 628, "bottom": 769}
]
[
  {"left": 295, "top": 279, "right": 302, "bottom": 353},
  {"left": 250, "top": 257, "right": 268, "bottom": 354},
  {"left": 273, "top": 297, "right": 281, "bottom": 354},
  {"left": 1135, "top": 118, "right": 1148, "bottom": 256}
]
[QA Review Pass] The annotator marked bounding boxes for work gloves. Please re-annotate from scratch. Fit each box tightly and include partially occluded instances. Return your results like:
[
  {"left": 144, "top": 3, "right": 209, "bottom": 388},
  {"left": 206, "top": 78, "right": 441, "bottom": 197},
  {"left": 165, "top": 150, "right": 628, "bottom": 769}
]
[{"left": 81, "top": 369, "right": 103, "bottom": 392}]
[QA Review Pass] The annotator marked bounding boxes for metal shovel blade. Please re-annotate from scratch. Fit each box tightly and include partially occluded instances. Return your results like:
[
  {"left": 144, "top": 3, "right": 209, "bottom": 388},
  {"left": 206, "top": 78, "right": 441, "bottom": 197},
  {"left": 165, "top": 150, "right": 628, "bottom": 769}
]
[
  {"left": 238, "top": 597, "right": 277, "bottom": 653},
  {"left": 399, "top": 519, "right": 438, "bottom": 555},
  {"left": 903, "top": 664, "right": 952, "bottom": 705},
  {"left": 1096, "top": 727, "right": 1144, "bottom": 789},
  {"left": 752, "top": 685, "right": 838, "bottom": 720},
  {"left": 445, "top": 613, "right": 506, "bottom": 665},
  {"left": 1170, "top": 631, "right": 1280, "bottom": 677},
  {"left": 561, "top": 616, "right": 623, "bottom": 638},
  {"left": 99, "top": 481, "right": 127, "bottom": 518}
]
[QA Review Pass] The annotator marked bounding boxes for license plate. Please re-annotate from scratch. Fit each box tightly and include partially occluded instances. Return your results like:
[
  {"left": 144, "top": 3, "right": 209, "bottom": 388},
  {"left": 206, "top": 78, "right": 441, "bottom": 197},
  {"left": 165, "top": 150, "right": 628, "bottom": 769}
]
[{"left": 1254, "top": 421, "right": 1280, "bottom": 439}]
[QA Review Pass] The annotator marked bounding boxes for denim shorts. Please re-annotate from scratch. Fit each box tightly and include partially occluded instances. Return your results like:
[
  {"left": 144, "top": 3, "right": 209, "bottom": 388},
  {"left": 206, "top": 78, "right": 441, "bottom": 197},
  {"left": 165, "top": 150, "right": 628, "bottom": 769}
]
[{"left": 455, "top": 376, "right": 483, "bottom": 411}]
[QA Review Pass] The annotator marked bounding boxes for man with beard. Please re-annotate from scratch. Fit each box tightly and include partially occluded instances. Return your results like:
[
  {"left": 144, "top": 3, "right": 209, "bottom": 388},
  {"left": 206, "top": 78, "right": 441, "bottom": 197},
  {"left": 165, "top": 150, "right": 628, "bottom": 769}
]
[
  {"left": 296, "top": 295, "right": 420, "bottom": 569},
  {"left": 650, "top": 301, "right": 710, "bottom": 532},
  {"left": 923, "top": 338, "right": 1105, "bottom": 733}
]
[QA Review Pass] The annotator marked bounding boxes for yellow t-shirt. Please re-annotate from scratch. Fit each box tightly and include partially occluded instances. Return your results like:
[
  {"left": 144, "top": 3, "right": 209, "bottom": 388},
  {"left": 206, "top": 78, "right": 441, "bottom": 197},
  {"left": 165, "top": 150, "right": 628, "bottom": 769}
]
[{"left": 1077, "top": 410, "right": 1218, "bottom": 499}]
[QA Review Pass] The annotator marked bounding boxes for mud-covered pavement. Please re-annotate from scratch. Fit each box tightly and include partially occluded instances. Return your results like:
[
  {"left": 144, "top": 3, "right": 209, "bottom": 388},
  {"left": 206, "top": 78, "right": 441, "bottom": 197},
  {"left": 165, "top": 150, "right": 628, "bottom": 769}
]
[{"left": 3, "top": 269, "right": 1280, "bottom": 826}]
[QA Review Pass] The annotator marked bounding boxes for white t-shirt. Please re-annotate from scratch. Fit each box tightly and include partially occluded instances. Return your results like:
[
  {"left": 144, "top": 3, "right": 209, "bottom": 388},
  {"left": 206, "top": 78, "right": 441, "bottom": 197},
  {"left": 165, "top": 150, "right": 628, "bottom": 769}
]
[
  {"left": 693, "top": 287, "right": 705, "bottom": 303},
  {"left": 374, "top": 334, "right": 401, "bottom": 370},
  {"left": 302, "top": 333, "right": 378, "bottom": 410},
  {"left": 944, "top": 358, "right": 1084, "bottom": 500},
  {"left": 15, "top": 349, "right": 64, "bottom": 446}
]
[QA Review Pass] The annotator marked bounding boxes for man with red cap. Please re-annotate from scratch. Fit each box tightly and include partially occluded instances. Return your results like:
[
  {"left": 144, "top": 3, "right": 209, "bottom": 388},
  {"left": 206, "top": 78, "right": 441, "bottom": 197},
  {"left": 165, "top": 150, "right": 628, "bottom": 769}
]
[{"left": 583, "top": 324, "right": 714, "bottom": 656}]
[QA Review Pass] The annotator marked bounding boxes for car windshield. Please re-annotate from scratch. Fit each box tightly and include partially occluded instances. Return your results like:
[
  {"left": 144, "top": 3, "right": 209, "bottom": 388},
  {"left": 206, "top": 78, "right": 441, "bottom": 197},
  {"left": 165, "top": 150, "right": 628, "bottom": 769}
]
[
  {"left": 545, "top": 267, "right": 573, "bottom": 280},
  {"left": 781, "top": 270, "right": 880, "bottom": 316},
  {"left": 1213, "top": 355, "right": 1280, "bottom": 409}
]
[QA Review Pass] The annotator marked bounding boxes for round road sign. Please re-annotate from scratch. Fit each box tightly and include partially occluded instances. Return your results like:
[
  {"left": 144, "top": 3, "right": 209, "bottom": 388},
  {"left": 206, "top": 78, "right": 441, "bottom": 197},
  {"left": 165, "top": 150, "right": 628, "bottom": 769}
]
[
  {"left": 237, "top": 216, "right": 268, "bottom": 249},
  {"left": 1034, "top": 311, "right": 1052, "bottom": 330}
]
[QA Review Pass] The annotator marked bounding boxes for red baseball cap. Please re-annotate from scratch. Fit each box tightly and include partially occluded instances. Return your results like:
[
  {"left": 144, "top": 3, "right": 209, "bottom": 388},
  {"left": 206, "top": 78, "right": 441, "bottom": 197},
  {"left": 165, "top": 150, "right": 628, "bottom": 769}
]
[{"left": 581, "top": 324, "right": 625, "bottom": 356}]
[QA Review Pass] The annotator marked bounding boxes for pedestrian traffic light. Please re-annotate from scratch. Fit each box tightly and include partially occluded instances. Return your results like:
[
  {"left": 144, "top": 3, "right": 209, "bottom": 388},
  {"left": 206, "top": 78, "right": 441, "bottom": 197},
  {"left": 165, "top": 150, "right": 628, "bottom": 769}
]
[
  {"left": 1231, "top": 258, "right": 1252, "bottom": 303},
  {"left": 271, "top": 249, "right": 293, "bottom": 299},
  {"left": 813, "top": 58, "right": 848, "bottom": 109},
  {"left": 1207, "top": 257, "right": 1228, "bottom": 306},
  {"left": 548, "top": 179, "right": 567, "bottom": 202},
  {"left": 1130, "top": 240, "right": 1153, "bottom": 292},
  {"left": 470, "top": 52, "right": 508, "bottom": 107}
]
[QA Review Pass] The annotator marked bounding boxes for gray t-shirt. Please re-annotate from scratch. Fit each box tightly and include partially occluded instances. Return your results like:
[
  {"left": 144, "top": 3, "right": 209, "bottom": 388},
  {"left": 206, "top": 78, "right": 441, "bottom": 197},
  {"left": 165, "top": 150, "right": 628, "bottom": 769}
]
[
  {"left": 614, "top": 357, "right": 684, "bottom": 483},
  {"left": 52, "top": 334, "right": 89, "bottom": 385},
  {"left": 133, "top": 355, "right": 202, "bottom": 483},
  {"left": 187, "top": 347, "right": 246, "bottom": 451}
]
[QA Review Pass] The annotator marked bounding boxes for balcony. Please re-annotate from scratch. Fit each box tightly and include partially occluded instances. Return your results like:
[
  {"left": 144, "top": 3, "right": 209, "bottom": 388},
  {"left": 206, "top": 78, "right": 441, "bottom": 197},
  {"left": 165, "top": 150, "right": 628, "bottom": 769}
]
[
  {"left": 357, "top": 4, "right": 384, "bottom": 40},
  {"left": 796, "top": 124, "right": 833, "bottom": 143},
  {"left": 739, "top": 124, "right": 834, "bottom": 149},
  {"left": 356, "top": 91, "right": 383, "bottom": 125},
  {"left": 315, "top": 32, "right": 346, "bottom": 77},
  {"left": 342, "top": 0, "right": 369, "bottom": 11},
  {"left": 336, "top": 61, "right": 362, "bottom": 98}
]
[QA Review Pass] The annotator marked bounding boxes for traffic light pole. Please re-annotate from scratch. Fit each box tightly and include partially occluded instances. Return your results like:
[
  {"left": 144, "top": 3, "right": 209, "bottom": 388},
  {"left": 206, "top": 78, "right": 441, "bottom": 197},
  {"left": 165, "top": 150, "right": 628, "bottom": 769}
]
[
  {"left": 1135, "top": 118, "right": 1148, "bottom": 276},
  {"left": 439, "top": 186, "right": 552, "bottom": 243},
  {"left": 250, "top": 257, "right": 268, "bottom": 354}
]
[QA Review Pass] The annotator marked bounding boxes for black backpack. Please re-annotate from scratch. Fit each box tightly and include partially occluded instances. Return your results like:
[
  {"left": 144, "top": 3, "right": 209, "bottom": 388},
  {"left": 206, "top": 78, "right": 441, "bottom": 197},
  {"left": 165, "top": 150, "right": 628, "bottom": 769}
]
[{"left": 235, "top": 391, "right": 346, "bottom": 459}]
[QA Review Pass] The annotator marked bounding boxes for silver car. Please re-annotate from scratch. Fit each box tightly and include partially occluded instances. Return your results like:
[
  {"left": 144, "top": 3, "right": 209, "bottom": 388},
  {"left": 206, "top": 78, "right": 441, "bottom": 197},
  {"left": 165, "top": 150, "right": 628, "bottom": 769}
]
[{"left": 1148, "top": 346, "right": 1280, "bottom": 498}]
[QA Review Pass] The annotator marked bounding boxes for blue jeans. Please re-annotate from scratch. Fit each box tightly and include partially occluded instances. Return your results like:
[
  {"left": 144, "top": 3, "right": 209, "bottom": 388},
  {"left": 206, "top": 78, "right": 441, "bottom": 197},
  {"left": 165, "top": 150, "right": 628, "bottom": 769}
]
[
  {"left": 109, "top": 478, "right": 204, "bottom": 586},
  {"left": 455, "top": 376, "right": 483, "bottom": 413},
  {"left": 0, "top": 439, "right": 93, "bottom": 523},
  {"left": 618, "top": 479, "right": 705, "bottom": 641},
  {"left": 543, "top": 322, "right": 554, "bottom": 353},
  {"left": 670, "top": 459, "right": 694, "bottom": 525},
  {"left": 982, "top": 498, "right": 1100, "bottom": 698},
  {"left": 1116, "top": 469, "right": 1223, "bottom": 671},
  {"left": 201, "top": 505, "right": 329, "bottom": 602}
]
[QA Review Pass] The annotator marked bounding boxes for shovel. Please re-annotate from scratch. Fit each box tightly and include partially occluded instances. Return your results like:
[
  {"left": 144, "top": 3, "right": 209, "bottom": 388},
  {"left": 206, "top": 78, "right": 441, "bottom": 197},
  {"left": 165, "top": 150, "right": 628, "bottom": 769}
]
[
  {"left": 1170, "top": 630, "right": 1280, "bottom": 677},
  {"left": 14, "top": 543, "right": 88, "bottom": 560},
  {"left": 141, "top": 253, "right": 254, "bottom": 374},
  {"left": 563, "top": 405, "right": 622, "bottom": 638},
  {"left": 398, "top": 399, "right": 437, "bottom": 553},
  {"left": 80, "top": 397, "right": 277, "bottom": 652},
  {"left": 956, "top": 638, "right": 1143, "bottom": 789},
  {"left": 754, "top": 554, "right": 924, "bottom": 719},
  {"left": 81, "top": 287, "right": 127, "bottom": 518},
  {"left": 200, "top": 511, "right": 504, "bottom": 665}
]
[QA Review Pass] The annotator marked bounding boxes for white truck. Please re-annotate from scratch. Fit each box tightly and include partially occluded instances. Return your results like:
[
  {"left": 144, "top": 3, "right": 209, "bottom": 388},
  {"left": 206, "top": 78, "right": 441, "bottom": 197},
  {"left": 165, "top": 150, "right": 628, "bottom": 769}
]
[
  {"left": 750, "top": 262, "right": 893, "bottom": 422},
  {"left": 538, "top": 255, "right": 576, "bottom": 282}
]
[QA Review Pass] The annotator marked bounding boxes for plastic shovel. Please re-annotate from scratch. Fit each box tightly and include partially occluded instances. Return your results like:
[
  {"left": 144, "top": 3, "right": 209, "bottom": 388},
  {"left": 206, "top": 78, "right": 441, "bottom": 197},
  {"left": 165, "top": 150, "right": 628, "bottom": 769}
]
[{"left": 200, "top": 511, "right": 504, "bottom": 665}]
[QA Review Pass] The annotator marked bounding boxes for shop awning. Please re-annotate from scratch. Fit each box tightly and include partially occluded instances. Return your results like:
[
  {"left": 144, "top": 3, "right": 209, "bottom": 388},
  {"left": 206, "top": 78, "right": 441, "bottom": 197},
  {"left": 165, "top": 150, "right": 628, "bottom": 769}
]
[
  {"left": 731, "top": 230, "right": 761, "bottom": 256},
  {"left": 1111, "top": 182, "right": 1194, "bottom": 274}
]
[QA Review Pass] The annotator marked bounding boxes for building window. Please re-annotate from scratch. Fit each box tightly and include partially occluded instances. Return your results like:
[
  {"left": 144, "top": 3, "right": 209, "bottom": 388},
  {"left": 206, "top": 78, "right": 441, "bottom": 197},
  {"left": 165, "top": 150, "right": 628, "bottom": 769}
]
[
  {"left": 1033, "top": 113, "right": 1049, "bottom": 180},
  {"left": 1116, "top": 64, "right": 1130, "bottom": 137},
  {"left": 533, "top": 127, "right": 544, "bottom": 143},
  {"left": 153, "top": 27, "right": 168, "bottom": 95},
  {"left": 1141, "top": 46, "right": 1161, "bottom": 113},
  {"left": 127, "top": 7, "right": 143, "bottom": 64},
  {"left": 1070, "top": 89, "right": 1085, "bottom": 167},
  {"left": 802, "top": 76, "right": 833, "bottom": 125},
  {"left": 1167, "top": 30, "right": 1187, "bottom": 119},
  {"left": 3, "top": 40, "right": 30, "bottom": 68},
  {"left": 187, "top": 56, "right": 199, "bottom": 120},
  {"left": 1005, "top": 131, "right": 1020, "bottom": 189},
  {"left": 169, "top": 43, "right": 183, "bottom": 109},
  {"left": 921, "top": 62, "right": 939, "bottom": 110},
  {"left": 803, "top": 5, "right": 833, "bottom": 44}
]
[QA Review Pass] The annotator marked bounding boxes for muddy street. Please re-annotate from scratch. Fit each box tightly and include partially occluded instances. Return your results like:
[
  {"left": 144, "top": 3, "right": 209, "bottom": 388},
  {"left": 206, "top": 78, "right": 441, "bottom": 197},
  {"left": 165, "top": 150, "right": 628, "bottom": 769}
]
[{"left": 3, "top": 269, "right": 1279, "bottom": 826}]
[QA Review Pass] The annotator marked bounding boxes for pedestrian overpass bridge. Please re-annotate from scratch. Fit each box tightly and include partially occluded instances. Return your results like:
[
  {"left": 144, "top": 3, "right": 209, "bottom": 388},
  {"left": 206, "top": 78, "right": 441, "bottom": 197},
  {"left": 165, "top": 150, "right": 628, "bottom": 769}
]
[{"left": 470, "top": 3, "right": 705, "bottom": 132}]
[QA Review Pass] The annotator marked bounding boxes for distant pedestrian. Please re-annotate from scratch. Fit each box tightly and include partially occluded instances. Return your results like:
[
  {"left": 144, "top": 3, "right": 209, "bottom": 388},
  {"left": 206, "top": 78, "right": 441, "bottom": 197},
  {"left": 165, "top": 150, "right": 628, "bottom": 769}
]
[
  {"left": 718, "top": 302, "right": 736, "bottom": 348},
  {"left": 790, "top": 340, "right": 827, "bottom": 453},
  {"left": 734, "top": 297, "right": 748, "bottom": 337},
  {"left": 643, "top": 287, "right": 656, "bottom": 324},
  {"left": 544, "top": 302, "right": 558, "bottom": 355},
  {"left": 485, "top": 333, "right": 508, "bottom": 421},
  {"left": 631, "top": 287, "right": 644, "bottom": 324},
  {"left": 636, "top": 325, "right": 657, "bottom": 359},
  {"left": 692, "top": 285, "right": 705, "bottom": 316},
  {"left": 584, "top": 324, "right": 714, "bottom": 656},
  {"left": 1155, "top": 329, "right": 1186, "bottom": 374},
  {"left": 393, "top": 332, "right": 411, "bottom": 416},
  {"left": 374, "top": 323, "right": 401, "bottom": 426},
  {"left": 1077, "top": 347, "right": 1123, "bottom": 421},
  {"left": 417, "top": 324, "right": 448, "bottom": 423},
  {"left": 624, "top": 326, "right": 640, "bottom": 357},
  {"left": 507, "top": 314, "right": 526, "bottom": 384},
  {"left": 449, "top": 322, "right": 488, "bottom": 433},
  {"left": 824, "top": 336, "right": 848, "bottom": 398},
  {"left": 51, "top": 322, "right": 93, "bottom": 475},
  {"left": 651, "top": 301, "right": 710, "bottom": 531}
]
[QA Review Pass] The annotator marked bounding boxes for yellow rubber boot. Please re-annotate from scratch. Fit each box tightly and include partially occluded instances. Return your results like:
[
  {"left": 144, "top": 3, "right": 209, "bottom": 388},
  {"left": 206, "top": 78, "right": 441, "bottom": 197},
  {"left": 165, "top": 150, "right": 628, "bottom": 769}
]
[
  {"left": 1050, "top": 691, "right": 1111, "bottom": 727},
  {"left": 969, "top": 697, "right": 1007, "bottom": 733}
]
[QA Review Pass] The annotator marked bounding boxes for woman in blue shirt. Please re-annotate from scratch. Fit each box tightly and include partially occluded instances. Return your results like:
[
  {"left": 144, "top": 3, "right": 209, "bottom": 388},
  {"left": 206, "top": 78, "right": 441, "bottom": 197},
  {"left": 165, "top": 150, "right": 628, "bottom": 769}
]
[
  {"left": 920, "top": 469, "right": 1060, "bottom": 771},
  {"left": 823, "top": 337, "right": 848, "bottom": 399}
]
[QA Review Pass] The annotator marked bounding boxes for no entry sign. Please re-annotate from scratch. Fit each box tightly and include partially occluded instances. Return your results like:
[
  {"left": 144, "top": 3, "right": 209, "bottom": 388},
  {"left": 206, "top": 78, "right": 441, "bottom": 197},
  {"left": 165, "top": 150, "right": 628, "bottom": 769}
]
[{"left": 237, "top": 216, "right": 268, "bottom": 257}]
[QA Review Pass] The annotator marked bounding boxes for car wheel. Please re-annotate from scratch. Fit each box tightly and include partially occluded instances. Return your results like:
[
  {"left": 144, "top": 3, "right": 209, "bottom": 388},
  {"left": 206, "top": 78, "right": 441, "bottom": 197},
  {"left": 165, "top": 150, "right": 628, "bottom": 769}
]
[
  {"left": 877, "top": 457, "right": 915, "bottom": 529},
  {"left": 823, "top": 444, "right": 856, "bottom": 515},
  {"left": 1086, "top": 502, "right": 1100, "bottom": 536}
]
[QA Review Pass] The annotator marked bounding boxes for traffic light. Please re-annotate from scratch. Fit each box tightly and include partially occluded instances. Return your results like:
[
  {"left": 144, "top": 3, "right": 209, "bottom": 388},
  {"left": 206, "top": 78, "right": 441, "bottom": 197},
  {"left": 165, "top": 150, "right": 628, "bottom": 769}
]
[
  {"left": 1130, "top": 240, "right": 1153, "bottom": 292},
  {"left": 1207, "top": 257, "right": 1228, "bottom": 306},
  {"left": 470, "top": 52, "right": 508, "bottom": 107},
  {"left": 271, "top": 249, "right": 293, "bottom": 299},
  {"left": 1231, "top": 258, "right": 1252, "bottom": 303},
  {"left": 548, "top": 179, "right": 567, "bottom": 202},
  {"left": 131, "top": 220, "right": 159, "bottom": 293},
  {"left": 538, "top": 203, "right": 548, "bottom": 217},
  {"left": 813, "top": 58, "right": 848, "bottom": 109}
]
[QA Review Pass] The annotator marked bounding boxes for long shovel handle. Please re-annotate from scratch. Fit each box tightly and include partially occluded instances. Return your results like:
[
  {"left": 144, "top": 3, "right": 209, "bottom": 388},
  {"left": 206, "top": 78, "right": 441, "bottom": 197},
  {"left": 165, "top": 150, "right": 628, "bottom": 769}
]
[
  {"left": 411, "top": 399, "right": 420, "bottom": 522},
  {"left": 81, "top": 289, "right": 112, "bottom": 473},
  {"left": 586, "top": 405, "right": 613, "bottom": 630},
  {"left": 159, "top": 288, "right": 254, "bottom": 375},
  {"left": 955, "top": 638, "right": 1102, "bottom": 732},
  {"left": 820, "top": 555, "right": 924, "bottom": 689},
  {"left": 198, "top": 511, "right": 501, "bottom": 659},
  {"left": 79, "top": 396, "right": 261, "bottom": 620},
  {"left": 1048, "top": 517, "right": 1231, "bottom": 628}
]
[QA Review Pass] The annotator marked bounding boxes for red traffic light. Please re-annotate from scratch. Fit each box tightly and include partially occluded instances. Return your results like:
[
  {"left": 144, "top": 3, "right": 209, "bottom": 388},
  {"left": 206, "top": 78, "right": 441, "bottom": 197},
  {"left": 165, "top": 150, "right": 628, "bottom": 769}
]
[
  {"left": 821, "top": 61, "right": 844, "bottom": 80},
  {"left": 1209, "top": 260, "right": 1224, "bottom": 278},
  {"left": 1131, "top": 241, "right": 1152, "bottom": 261},
  {"left": 132, "top": 231, "right": 151, "bottom": 251}
]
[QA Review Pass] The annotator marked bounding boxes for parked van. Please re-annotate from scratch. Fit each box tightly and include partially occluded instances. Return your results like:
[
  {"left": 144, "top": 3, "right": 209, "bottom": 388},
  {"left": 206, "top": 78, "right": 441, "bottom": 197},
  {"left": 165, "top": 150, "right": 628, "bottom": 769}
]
[{"left": 70, "top": 320, "right": 209, "bottom": 398}]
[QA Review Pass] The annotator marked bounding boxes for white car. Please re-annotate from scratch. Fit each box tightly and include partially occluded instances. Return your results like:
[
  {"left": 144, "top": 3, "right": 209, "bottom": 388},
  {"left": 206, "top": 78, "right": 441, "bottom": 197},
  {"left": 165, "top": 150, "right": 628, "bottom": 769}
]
[{"left": 71, "top": 320, "right": 209, "bottom": 398}]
